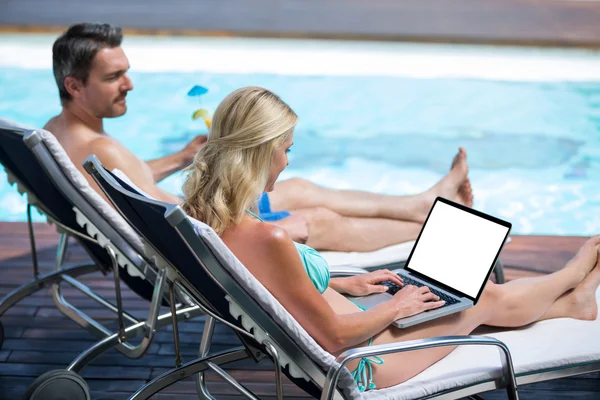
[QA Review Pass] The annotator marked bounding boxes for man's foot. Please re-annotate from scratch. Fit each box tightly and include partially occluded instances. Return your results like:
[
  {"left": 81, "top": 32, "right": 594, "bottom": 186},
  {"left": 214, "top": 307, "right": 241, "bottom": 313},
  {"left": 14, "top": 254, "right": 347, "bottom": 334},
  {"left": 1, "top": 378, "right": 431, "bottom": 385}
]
[
  {"left": 565, "top": 235, "right": 600, "bottom": 285},
  {"left": 564, "top": 255, "right": 600, "bottom": 321},
  {"left": 419, "top": 147, "right": 473, "bottom": 222}
]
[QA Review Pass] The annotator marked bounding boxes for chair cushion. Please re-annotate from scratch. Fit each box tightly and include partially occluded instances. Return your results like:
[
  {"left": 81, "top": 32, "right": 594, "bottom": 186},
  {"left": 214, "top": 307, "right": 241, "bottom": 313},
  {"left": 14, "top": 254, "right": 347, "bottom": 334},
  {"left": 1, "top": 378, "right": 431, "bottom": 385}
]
[{"left": 319, "top": 241, "right": 416, "bottom": 269}]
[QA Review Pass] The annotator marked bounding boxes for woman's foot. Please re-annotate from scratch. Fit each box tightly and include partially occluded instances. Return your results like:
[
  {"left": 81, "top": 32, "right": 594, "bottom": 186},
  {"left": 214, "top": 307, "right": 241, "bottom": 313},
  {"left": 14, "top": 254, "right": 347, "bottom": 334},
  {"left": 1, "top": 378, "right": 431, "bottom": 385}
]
[
  {"left": 565, "top": 235, "right": 600, "bottom": 285},
  {"left": 419, "top": 148, "right": 473, "bottom": 222},
  {"left": 563, "top": 257, "right": 600, "bottom": 321}
]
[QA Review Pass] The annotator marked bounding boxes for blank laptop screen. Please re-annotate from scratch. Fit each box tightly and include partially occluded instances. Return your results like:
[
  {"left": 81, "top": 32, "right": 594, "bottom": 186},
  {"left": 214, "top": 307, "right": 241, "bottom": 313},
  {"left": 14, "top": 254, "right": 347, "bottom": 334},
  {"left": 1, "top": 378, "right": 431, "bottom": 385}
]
[{"left": 407, "top": 201, "right": 510, "bottom": 299}]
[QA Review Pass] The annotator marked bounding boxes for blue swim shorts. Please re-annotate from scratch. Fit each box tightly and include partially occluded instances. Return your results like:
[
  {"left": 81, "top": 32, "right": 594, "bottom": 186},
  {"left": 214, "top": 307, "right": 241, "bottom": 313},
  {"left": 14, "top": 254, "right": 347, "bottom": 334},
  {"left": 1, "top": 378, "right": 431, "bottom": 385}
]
[{"left": 258, "top": 192, "right": 291, "bottom": 221}]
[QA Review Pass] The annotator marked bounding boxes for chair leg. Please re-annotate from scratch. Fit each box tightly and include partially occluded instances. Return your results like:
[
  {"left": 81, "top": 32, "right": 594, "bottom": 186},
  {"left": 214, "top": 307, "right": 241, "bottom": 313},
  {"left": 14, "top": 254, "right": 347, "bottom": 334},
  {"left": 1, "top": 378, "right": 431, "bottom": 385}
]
[
  {"left": 106, "top": 245, "right": 127, "bottom": 343},
  {"left": 494, "top": 259, "right": 506, "bottom": 284},
  {"left": 168, "top": 281, "right": 183, "bottom": 368},
  {"left": 263, "top": 338, "right": 284, "bottom": 400},
  {"left": 196, "top": 315, "right": 217, "bottom": 400},
  {"left": 48, "top": 232, "right": 155, "bottom": 358},
  {"left": 26, "top": 203, "right": 39, "bottom": 280}
]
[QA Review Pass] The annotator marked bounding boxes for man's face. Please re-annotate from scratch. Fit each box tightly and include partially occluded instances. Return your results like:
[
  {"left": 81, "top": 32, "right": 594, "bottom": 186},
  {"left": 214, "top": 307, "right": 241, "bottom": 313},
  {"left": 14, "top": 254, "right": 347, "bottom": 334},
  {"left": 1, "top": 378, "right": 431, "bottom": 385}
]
[{"left": 76, "top": 46, "right": 133, "bottom": 118}]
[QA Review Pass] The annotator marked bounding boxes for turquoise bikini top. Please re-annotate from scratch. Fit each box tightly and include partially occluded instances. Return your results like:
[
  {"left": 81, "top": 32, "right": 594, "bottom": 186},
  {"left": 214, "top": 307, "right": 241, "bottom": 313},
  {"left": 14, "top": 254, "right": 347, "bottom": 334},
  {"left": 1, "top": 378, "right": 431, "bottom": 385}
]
[
  {"left": 246, "top": 210, "right": 330, "bottom": 293},
  {"left": 293, "top": 241, "right": 330, "bottom": 294}
]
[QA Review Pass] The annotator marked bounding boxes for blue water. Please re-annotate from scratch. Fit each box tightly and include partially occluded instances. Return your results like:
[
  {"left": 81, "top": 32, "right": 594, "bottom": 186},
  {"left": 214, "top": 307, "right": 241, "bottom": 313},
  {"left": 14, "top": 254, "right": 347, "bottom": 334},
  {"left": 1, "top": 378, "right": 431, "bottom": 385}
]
[{"left": 1, "top": 67, "right": 600, "bottom": 235}]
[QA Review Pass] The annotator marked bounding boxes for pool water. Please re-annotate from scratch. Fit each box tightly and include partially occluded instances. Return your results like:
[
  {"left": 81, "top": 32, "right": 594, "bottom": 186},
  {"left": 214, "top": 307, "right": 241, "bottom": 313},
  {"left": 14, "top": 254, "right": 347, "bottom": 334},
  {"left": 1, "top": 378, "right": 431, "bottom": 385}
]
[{"left": 1, "top": 38, "right": 600, "bottom": 236}]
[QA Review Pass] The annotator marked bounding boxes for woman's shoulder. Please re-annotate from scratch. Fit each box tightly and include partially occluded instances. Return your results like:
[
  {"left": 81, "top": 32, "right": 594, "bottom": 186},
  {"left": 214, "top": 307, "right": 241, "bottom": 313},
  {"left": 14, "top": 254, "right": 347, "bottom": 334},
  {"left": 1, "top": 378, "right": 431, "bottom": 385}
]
[{"left": 222, "top": 218, "right": 297, "bottom": 263}]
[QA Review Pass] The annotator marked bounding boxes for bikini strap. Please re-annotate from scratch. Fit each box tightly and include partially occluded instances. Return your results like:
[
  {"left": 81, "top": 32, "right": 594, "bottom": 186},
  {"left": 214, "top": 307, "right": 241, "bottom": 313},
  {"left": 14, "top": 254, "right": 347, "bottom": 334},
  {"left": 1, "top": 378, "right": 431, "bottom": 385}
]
[
  {"left": 351, "top": 337, "right": 384, "bottom": 392},
  {"left": 245, "top": 209, "right": 264, "bottom": 222}
]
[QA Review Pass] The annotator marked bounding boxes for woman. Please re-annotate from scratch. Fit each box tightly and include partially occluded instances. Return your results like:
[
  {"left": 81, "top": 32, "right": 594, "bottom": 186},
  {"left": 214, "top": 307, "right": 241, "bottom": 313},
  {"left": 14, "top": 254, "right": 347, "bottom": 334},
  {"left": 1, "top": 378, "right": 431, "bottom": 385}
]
[{"left": 182, "top": 86, "right": 600, "bottom": 391}]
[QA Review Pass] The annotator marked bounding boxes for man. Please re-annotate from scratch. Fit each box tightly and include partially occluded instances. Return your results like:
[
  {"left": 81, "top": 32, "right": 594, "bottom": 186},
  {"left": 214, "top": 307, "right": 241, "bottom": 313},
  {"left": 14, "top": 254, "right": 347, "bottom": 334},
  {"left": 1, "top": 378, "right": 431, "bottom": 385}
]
[{"left": 45, "top": 23, "right": 473, "bottom": 252}]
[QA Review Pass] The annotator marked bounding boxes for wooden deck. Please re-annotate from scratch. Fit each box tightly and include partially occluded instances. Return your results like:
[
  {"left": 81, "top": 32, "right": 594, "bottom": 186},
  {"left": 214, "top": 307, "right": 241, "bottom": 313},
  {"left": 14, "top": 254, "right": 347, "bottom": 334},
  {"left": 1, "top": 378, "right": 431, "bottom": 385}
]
[
  {"left": 1, "top": 0, "right": 600, "bottom": 47},
  {"left": 0, "top": 221, "right": 599, "bottom": 399}
]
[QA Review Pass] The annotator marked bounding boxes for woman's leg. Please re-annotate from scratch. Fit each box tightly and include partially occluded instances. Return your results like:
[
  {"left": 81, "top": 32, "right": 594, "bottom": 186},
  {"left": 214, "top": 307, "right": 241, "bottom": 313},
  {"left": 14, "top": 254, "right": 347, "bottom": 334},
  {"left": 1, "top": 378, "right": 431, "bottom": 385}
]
[
  {"left": 269, "top": 148, "right": 473, "bottom": 224},
  {"left": 540, "top": 252, "right": 600, "bottom": 321},
  {"left": 368, "top": 236, "right": 600, "bottom": 387}
]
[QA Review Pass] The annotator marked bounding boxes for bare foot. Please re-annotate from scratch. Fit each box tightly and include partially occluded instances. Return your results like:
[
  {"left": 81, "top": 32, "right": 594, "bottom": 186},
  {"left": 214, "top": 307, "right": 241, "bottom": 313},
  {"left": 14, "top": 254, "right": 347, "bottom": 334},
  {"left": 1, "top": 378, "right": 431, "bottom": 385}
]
[
  {"left": 565, "top": 235, "right": 600, "bottom": 285},
  {"left": 564, "top": 256, "right": 600, "bottom": 320},
  {"left": 419, "top": 147, "right": 473, "bottom": 221}
]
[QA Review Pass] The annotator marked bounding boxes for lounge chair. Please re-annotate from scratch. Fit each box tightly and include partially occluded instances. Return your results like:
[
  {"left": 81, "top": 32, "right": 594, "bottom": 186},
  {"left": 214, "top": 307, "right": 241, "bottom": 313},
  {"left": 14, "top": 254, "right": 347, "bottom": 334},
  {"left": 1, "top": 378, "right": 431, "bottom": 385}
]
[
  {"left": 0, "top": 119, "right": 203, "bottom": 396},
  {"left": 83, "top": 154, "right": 600, "bottom": 400}
]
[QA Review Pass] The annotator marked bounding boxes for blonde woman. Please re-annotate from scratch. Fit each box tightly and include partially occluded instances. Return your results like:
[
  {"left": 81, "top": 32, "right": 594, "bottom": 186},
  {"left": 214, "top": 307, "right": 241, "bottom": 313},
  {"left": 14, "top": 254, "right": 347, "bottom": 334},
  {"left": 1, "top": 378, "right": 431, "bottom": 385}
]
[{"left": 182, "top": 86, "right": 600, "bottom": 390}]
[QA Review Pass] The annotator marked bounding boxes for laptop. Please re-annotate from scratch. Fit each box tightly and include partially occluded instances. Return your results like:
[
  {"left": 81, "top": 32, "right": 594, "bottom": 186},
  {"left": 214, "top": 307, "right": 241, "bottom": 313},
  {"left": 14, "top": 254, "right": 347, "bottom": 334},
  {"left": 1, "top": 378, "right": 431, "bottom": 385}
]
[{"left": 348, "top": 196, "right": 511, "bottom": 328}]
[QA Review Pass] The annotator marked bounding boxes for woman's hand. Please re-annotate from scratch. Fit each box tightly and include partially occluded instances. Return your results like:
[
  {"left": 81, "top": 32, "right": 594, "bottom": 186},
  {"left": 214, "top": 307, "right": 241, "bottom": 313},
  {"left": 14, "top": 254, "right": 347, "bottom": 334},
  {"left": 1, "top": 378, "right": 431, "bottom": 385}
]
[
  {"left": 332, "top": 269, "right": 404, "bottom": 297},
  {"left": 391, "top": 285, "right": 445, "bottom": 319}
]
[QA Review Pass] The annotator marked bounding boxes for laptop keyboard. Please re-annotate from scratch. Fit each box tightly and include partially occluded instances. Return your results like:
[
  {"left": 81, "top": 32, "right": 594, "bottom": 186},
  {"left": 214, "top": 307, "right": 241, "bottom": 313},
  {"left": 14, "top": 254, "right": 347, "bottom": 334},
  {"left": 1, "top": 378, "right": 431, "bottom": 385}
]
[{"left": 379, "top": 276, "right": 460, "bottom": 308}]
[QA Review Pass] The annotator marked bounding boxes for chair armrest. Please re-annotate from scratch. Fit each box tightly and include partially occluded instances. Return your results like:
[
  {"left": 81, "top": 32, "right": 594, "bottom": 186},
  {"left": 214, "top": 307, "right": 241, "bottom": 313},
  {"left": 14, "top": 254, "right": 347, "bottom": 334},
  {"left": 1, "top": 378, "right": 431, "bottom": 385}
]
[
  {"left": 321, "top": 335, "right": 518, "bottom": 400},
  {"left": 329, "top": 267, "right": 369, "bottom": 277}
]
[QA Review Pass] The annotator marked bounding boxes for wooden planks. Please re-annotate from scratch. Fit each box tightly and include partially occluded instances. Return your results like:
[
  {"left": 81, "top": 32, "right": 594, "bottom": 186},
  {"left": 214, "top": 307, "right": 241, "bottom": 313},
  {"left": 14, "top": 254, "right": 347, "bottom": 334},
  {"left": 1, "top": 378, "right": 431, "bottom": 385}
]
[{"left": 501, "top": 234, "right": 590, "bottom": 274}]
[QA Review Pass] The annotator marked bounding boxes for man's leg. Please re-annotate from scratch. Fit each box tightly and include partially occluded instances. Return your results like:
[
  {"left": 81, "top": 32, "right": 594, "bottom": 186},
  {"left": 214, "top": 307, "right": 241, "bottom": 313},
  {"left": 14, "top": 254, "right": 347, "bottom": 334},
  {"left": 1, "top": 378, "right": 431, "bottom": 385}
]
[
  {"left": 271, "top": 178, "right": 424, "bottom": 223},
  {"left": 269, "top": 148, "right": 473, "bottom": 224},
  {"left": 291, "top": 207, "right": 422, "bottom": 252}
]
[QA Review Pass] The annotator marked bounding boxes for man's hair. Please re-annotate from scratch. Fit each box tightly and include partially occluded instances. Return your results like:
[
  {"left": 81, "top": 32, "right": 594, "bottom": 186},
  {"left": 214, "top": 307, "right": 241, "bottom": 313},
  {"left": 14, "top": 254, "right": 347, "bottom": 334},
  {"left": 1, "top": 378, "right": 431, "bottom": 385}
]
[{"left": 52, "top": 23, "right": 123, "bottom": 103}]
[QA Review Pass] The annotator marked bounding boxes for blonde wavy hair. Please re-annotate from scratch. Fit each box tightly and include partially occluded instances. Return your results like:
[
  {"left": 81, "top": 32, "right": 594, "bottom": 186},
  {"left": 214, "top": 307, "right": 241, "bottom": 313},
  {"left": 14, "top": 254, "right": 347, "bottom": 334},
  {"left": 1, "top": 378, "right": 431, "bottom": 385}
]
[{"left": 182, "top": 86, "right": 298, "bottom": 234}]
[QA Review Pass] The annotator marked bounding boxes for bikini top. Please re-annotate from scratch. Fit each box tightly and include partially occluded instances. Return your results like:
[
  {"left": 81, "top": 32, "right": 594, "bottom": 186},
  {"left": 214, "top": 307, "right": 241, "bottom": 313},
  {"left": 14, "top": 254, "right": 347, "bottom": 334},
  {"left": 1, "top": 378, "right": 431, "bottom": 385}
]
[{"left": 245, "top": 210, "right": 330, "bottom": 294}]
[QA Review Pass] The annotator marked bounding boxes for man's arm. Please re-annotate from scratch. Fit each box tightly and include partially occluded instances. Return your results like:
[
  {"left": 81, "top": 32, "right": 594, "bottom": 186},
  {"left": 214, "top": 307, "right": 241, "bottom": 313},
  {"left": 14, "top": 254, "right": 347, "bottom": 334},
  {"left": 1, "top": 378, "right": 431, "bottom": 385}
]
[
  {"left": 89, "top": 138, "right": 182, "bottom": 204},
  {"left": 146, "top": 135, "right": 208, "bottom": 182},
  {"left": 146, "top": 152, "right": 189, "bottom": 183}
]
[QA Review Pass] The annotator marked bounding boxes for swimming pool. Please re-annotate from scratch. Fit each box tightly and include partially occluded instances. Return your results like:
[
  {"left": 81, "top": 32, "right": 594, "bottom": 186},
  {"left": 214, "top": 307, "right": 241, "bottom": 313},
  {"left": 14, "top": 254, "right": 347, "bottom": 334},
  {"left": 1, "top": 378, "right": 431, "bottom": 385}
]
[{"left": 1, "top": 34, "right": 600, "bottom": 236}]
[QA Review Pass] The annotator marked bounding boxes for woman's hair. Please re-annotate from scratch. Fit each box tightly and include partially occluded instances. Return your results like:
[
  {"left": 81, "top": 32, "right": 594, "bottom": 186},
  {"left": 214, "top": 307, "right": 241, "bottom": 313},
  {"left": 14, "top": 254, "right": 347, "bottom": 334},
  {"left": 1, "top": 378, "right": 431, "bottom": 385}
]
[{"left": 182, "top": 86, "right": 297, "bottom": 234}]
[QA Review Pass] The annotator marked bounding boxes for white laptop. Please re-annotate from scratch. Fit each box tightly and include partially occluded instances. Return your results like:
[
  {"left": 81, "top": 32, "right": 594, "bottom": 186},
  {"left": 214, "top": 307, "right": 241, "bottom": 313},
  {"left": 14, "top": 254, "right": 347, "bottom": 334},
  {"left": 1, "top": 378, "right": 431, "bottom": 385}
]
[{"left": 348, "top": 197, "right": 511, "bottom": 328}]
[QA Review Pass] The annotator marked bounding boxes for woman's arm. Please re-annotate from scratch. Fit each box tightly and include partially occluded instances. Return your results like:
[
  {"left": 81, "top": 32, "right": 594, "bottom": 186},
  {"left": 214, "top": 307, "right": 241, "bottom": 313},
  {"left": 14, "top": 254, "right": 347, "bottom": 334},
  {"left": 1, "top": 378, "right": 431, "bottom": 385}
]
[{"left": 237, "top": 225, "right": 443, "bottom": 353}]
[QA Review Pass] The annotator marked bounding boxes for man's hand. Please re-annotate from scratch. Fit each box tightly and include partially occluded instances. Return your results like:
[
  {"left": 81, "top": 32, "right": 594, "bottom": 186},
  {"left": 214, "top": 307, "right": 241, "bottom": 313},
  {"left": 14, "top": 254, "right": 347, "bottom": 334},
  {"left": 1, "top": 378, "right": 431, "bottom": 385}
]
[
  {"left": 146, "top": 134, "right": 208, "bottom": 183},
  {"left": 182, "top": 135, "right": 208, "bottom": 165},
  {"left": 271, "top": 214, "right": 310, "bottom": 244}
]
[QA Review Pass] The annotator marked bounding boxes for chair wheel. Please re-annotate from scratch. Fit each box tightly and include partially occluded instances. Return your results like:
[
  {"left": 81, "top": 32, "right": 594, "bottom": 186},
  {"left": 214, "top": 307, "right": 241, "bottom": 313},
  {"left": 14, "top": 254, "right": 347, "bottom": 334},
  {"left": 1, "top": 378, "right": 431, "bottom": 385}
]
[
  {"left": 23, "top": 370, "right": 90, "bottom": 400},
  {"left": 0, "top": 320, "right": 4, "bottom": 350}
]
